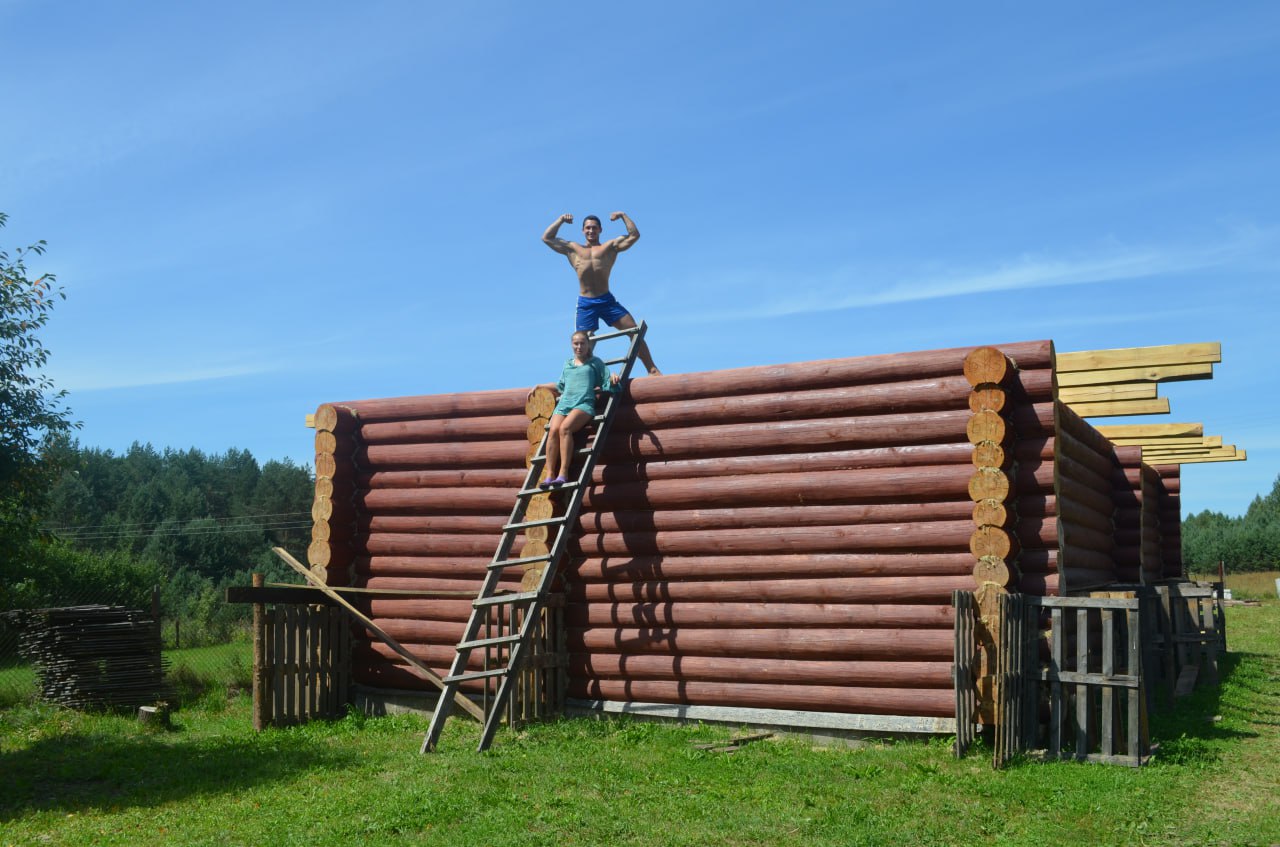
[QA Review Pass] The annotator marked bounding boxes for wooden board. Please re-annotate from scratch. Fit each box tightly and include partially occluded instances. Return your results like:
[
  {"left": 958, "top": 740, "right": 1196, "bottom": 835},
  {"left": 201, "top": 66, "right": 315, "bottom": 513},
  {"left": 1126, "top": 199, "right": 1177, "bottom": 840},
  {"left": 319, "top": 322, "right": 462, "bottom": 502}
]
[
  {"left": 1055, "top": 362, "right": 1213, "bottom": 387},
  {"left": 1057, "top": 342, "right": 1221, "bottom": 372},
  {"left": 1067, "top": 398, "right": 1170, "bottom": 418}
]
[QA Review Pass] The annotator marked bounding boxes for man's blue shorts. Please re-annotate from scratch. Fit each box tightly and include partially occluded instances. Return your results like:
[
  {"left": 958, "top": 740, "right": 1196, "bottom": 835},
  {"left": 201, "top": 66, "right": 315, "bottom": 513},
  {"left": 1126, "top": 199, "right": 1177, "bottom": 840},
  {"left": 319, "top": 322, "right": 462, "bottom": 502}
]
[{"left": 576, "top": 292, "right": 631, "bottom": 332}]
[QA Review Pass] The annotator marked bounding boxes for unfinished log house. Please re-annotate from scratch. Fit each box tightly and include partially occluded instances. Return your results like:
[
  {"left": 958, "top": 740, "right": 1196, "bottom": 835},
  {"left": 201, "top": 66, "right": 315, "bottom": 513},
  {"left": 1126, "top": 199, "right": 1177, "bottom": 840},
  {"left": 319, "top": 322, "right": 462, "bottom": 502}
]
[{"left": 304, "top": 339, "right": 1214, "bottom": 735}]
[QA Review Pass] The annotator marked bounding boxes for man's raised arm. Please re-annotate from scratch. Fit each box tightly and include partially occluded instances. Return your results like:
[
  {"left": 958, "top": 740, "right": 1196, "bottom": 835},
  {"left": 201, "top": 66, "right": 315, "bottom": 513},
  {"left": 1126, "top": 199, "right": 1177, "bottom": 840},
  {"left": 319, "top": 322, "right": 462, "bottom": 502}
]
[
  {"left": 542, "top": 213, "right": 575, "bottom": 255},
  {"left": 609, "top": 212, "right": 640, "bottom": 251}
]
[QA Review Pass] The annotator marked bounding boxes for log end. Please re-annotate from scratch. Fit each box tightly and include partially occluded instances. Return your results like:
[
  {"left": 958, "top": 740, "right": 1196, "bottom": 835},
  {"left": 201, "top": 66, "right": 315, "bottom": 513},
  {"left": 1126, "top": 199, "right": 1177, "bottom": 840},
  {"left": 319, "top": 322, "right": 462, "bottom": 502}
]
[{"left": 963, "top": 347, "right": 1010, "bottom": 387}]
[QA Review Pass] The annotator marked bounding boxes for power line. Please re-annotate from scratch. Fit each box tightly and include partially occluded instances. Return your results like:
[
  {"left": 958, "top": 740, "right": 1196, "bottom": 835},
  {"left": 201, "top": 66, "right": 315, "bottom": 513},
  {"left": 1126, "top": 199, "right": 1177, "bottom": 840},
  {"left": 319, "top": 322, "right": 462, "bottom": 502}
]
[
  {"left": 50, "top": 521, "right": 314, "bottom": 543},
  {"left": 41, "top": 509, "right": 312, "bottom": 533}
]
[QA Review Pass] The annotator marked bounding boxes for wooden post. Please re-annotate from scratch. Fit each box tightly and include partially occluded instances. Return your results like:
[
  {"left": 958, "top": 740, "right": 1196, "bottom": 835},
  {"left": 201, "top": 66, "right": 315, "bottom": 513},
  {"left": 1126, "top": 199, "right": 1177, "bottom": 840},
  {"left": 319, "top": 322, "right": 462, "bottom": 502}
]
[{"left": 252, "top": 573, "right": 268, "bottom": 731}]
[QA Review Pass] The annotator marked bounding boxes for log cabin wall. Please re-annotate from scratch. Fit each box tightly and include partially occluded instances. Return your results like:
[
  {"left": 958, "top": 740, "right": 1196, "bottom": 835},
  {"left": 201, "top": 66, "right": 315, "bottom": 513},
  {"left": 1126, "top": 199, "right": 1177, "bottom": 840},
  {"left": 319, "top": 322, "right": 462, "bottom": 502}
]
[
  {"left": 1052, "top": 403, "right": 1122, "bottom": 592},
  {"left": 1153, "top": 464, "right": 1183, "bottom": 578},
  {"left": 303, "top": 338, "right": 1189, "bottom": 725},
  {"left": 1138, "top": 464, "right": 1164, "bottom": 584},
  {"left": 1111, "top": 446, "right": 1145, "bottom": 585}
]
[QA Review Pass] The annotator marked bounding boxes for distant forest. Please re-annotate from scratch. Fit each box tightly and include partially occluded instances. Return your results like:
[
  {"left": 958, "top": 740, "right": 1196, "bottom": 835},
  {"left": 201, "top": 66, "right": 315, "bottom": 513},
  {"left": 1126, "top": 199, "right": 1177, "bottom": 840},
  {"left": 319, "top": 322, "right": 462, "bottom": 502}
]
[
  {"left": 7, "top": 441, "right": 1278, "bottom": 648},
  {"left": 7, "top": 439, "right": 313, "bottom": 645},
  {"left": 1182, "top": 473, "right": 1280, "bottom": 574}
]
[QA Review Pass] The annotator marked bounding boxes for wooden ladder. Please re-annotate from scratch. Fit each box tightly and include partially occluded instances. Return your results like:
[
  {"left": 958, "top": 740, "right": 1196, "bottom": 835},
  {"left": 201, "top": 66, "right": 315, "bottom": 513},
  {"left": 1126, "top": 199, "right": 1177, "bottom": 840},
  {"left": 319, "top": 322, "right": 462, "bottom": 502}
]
[{"left": 421, "top": 321, "right": 647, "bottom": 752}]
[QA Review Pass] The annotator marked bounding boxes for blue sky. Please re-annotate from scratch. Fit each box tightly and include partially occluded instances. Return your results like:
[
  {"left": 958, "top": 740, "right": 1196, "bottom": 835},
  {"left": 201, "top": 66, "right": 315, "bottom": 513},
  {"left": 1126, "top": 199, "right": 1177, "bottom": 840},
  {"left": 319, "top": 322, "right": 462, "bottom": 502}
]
[{"left": 3, "top": 1, "right": 1277, "bottom": 518}]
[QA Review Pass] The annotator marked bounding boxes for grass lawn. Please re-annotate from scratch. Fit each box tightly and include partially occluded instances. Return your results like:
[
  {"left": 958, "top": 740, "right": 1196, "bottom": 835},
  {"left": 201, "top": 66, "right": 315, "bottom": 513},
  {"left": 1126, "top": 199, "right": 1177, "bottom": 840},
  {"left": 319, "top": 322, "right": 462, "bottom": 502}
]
[{"left": 1, "top": 602, "right": 1277, "bottom": 847}]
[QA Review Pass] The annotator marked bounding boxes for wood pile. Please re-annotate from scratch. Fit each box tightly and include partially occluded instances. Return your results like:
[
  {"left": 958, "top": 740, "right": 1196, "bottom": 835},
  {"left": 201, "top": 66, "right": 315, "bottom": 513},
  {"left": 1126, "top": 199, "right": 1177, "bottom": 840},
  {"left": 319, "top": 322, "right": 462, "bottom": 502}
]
[{"left": 9, "top": 606, "right": 168, "bottom": 709}]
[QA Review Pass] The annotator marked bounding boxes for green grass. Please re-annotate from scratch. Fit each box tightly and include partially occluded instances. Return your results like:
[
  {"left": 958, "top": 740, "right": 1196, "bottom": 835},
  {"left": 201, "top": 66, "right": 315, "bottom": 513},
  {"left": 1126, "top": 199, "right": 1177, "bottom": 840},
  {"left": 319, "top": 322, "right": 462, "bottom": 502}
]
[
  {"left": 1188, "top": 569, "right": 1280, "bottom": 601},
  {"left": 1, "top": 603, "right": 1277, "bottom": 846},
  {"left": 0, "top": 641, "right": 251, "bottom": 710},
  {"left": 0, "top": 660, "right": 36, "bottom": 708}
]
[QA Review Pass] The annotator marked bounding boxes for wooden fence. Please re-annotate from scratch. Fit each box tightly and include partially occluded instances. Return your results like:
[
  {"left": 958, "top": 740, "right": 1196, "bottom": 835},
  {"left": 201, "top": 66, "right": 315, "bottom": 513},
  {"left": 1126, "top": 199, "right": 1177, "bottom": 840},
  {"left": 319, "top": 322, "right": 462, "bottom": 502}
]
[
  {"left": 477, "top": 595, "right": 567, "bottom": 729},
  {"left": 257, "top": 602, "right": 351, "bottom": 728},
  {"left": 993, "top": 593, "right": 1152, "bottom": 767}
]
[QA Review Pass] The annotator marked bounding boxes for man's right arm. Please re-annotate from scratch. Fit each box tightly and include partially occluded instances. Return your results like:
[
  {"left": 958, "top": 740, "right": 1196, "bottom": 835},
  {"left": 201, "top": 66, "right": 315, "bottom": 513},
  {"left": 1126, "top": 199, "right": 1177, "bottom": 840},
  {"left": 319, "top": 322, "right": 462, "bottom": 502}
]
[{"left": 542, "top": 213, "right": 575, "bottom": 255}]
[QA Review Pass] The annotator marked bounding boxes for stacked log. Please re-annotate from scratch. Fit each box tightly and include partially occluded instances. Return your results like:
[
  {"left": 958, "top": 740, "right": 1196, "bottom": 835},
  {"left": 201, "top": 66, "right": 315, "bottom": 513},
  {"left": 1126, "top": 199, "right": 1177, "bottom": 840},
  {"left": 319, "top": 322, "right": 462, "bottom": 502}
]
[
  {"left": 307, "top": 339, "right": 1181, "bottom": 724},
  {"left": 960, "top": 345, "right": 1060, "bottom": 719},
  {"left": 1052, "top": 403, "right": 1119, "bottom": 592},
  {"left": 522, "top": 387, "right": 560, "bottom": 590},
  {"left": 1153, "top": 465, "right": 1183, "bottom": 578},
  {"left": 310, "top": 403, "right": 361, "bottom": 586},
  {"left": 318, "top": 389, "right": 531, "bottom": 693},
  {"left": 1111, "top": 446, "right": 1144, "bottom": 584},
  {"left": 1140, "top": 464, "right": 1164, "bottom": 584},
  {"left": 555, "top": 341, "right": 1054, "bottom": 718}
]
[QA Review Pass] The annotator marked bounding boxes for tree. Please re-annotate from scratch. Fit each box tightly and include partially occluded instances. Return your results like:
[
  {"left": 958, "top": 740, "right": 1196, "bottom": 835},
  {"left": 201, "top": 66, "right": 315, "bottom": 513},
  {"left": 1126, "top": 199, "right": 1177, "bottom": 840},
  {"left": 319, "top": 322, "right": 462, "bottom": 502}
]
[{"left": 0, "top": 212, "right": 79, "bottom": 556}]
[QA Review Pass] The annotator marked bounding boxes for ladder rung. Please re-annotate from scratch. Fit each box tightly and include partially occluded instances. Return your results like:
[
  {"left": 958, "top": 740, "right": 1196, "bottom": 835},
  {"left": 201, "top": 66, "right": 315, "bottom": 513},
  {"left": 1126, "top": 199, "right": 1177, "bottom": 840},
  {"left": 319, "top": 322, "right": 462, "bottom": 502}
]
[
  {"left": 474, "top": 590, "right": 541, "bottom": 608},
  {"left": 589, "top": 326, "right": 639, "bottom": 342},
  {"left": 488, "top": 553, "right": 551, "bottom": 570},
  {"left": 445, "top": 667, "right": 509, "bottom": 683},
  {"left": 603, "top": 358, "right": 626, "bottom": 366},
  {"left": 458, "top": 634, "right": 522, "bottom": 651},
  {"left": 503, "top": 516, "right": 568, "bottom": 532}
]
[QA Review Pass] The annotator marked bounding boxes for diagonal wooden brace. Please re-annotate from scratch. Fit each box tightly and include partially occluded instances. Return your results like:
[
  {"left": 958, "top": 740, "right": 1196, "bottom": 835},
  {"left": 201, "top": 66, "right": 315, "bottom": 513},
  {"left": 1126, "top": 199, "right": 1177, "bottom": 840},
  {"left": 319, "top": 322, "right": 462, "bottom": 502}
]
[{"left": 272, "top": 547, "right": 484, "bottom": 722}]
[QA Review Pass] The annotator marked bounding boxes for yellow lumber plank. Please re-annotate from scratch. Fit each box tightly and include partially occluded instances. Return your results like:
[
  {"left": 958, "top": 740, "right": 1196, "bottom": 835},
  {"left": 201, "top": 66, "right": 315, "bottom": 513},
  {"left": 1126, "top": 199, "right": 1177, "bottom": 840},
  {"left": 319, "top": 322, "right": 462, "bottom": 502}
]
[
  {"left": 305, "top": 413, "right": 316, "bottom": 428},
  {"left": 1056, "top": 362, "right": 1214, "bottom": 387},
  {"left": 1143, "top": 446, "right": 1237, "bottom": 460},
  {"left": 1057, "top": 342, "right": 1221, "bottom": 372},
  {"left": 1068, "top": 398, "right": 1171, "bottom": 418},
  {"left": 1057, "top": 383, "right": 1159, "bottom": 403},
  {"left": 1108, "top": 435, "right": 1222, "bottom": 448},
  {"left": 1170, "top": 451, "right": 1246, "bottom": 464},
  {"left": 1095, "top": 423, "right": 1204, "bottom": 438}
]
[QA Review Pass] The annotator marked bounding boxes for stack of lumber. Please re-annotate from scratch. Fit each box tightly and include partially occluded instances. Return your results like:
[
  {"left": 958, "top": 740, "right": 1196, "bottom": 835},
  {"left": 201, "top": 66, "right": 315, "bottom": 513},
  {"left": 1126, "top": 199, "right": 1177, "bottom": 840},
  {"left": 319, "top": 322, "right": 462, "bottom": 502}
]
[
  {"left": 9, "top": 606, "right": 168, "bottom": 709},
  {"left": 1057, "top": 342, "right": 1242, "bottom": 465}
]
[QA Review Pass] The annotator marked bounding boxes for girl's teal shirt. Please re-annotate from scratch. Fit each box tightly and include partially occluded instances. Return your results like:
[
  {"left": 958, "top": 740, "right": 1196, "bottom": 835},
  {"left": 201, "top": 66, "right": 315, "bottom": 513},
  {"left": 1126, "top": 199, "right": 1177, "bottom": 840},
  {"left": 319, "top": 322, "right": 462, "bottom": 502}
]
[{"left": 554, "top": 356, "right": 615, "bottom": 416}]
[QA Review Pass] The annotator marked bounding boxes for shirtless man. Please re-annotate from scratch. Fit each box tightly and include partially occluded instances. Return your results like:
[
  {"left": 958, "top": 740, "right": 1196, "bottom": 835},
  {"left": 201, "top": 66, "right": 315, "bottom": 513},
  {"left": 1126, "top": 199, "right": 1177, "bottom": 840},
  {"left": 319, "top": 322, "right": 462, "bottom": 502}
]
[{"left": 541, "top": 211, "right": 660, "bottom": 375}]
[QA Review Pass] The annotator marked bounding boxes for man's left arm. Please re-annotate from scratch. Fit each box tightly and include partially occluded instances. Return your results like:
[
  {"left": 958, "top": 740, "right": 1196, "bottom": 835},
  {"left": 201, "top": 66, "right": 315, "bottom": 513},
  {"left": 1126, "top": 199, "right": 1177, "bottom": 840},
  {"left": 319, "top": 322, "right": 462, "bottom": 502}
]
[{"left": 608, "top": 212, "right": 640, "bottom": 252}]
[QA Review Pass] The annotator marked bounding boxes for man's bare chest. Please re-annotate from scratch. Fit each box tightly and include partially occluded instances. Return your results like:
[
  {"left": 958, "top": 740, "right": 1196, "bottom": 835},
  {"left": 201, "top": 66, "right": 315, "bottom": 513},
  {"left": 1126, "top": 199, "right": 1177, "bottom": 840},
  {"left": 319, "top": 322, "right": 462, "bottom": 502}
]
[{"left": 572, "top": 245, "right": 616, "bottom": 276}]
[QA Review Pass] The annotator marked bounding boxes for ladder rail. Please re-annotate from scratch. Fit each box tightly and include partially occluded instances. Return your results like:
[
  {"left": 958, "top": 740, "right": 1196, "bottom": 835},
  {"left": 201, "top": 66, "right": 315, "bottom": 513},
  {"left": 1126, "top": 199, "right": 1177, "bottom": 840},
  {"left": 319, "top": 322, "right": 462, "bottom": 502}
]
[{"left": 422, "top": 321, "right": 647, "bottom": 752}]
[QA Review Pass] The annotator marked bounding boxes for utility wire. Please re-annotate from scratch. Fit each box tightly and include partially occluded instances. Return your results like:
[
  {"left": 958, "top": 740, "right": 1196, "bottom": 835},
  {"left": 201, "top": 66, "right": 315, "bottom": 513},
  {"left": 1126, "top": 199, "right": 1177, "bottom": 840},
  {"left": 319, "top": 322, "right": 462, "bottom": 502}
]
[
  {"left": 50, "top": 520, "right": 315, "bottom": 543},
  {"left": 41, "top": 509, "right": 313, "bottom": 533}
]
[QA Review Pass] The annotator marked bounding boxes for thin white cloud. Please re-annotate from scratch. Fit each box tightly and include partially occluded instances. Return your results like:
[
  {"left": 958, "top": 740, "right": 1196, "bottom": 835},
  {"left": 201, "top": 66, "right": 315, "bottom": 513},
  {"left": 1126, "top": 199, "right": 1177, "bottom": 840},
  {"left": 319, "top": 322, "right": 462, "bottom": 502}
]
[
  {"left": 53, "top": 362, "right": 278, "bottom": 393},
  {"left": 667, "top": 227, "right": 1278, "bottom": 324}
]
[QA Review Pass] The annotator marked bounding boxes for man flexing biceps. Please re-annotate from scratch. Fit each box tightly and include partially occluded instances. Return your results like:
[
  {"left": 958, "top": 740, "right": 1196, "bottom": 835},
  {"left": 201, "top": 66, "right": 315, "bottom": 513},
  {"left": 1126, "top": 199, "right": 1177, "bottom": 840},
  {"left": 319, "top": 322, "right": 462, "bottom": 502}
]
[{"left": 541, "top": 211, "right": 660, "bottom": 375}]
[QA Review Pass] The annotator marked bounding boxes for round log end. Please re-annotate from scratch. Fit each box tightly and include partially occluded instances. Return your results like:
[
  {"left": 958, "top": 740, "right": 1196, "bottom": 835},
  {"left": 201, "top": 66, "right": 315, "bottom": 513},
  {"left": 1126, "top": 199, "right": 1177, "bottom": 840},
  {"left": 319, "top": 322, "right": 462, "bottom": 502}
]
[
  {"left": 314, "top": 404, "right": 338, "bottom": 432},
  {"left": 966, "top": 409, "right": 1008, "bottom": 446},
  {"left": 525, "top": 494, "right": 555, "bottom": 522},
  {"left": 967, "top": 385, "right": 1007, "bottom": 414},
  {"left": 311, "top": 496, "right": 334, "bottom": 522},
  {"left": 963, "top": 347, "right": 1010, "bottom": 387},
  {"left": 526, "top": 387, "right": 557, "bottom": 420},
  {"left": 972, "top": 499, "right": 1008, "bottom": 528},
  {"left": 315, "top": 452, "right": 337, "bottom": 480},
  {"left": 307, "top": 539, "right": 332, "bottom": 568},
  {"left": 527, "top": 417, "right": 550, "bottom": 444},
  {"left": 968, "top": 467, "right": 1010, "bottom": 503},
  {"left": 971, "top": 441, "right": 1006, "bottom": 469},
  {"left": 972, "top": 555, "right": 1012, "bottom": 587},
  {"left": 520, "top": 565, "right": 545, "bottom": 591},
  {"left": 970, "top": 525, "right": 1012, "bottom": 560},
  {"left": 520, "top": 539, "right": 549, "bottom": 559}
]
